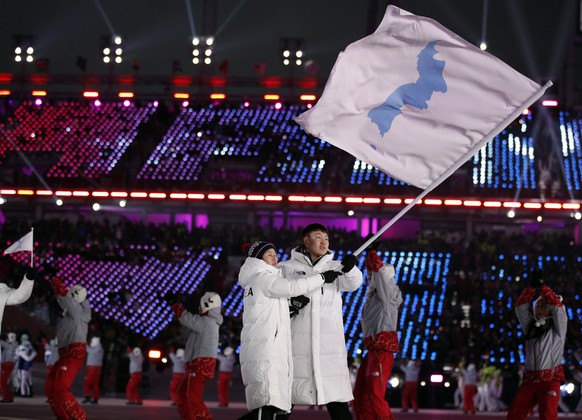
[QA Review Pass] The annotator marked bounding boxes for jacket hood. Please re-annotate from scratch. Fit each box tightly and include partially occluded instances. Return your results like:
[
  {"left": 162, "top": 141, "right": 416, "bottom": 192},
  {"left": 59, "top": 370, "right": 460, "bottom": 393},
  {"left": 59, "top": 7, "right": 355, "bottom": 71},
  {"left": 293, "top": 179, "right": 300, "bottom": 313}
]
[
  {"left": 207, "top": 307, "right": 224, "bottom": 325},
  {"left": 239, "top": 257, "right": 279, "bottom": 287}
]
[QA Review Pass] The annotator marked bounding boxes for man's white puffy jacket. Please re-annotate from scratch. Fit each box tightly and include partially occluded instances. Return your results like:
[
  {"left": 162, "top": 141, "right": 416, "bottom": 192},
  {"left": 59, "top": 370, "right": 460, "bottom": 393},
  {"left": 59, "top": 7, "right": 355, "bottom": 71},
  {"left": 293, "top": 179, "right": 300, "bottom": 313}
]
[
  {"left": 279, "top": 248, "right": 362, "bottom": 405},
  {"left": 238, "top": 257, "right": 323, "bottom": 412}
]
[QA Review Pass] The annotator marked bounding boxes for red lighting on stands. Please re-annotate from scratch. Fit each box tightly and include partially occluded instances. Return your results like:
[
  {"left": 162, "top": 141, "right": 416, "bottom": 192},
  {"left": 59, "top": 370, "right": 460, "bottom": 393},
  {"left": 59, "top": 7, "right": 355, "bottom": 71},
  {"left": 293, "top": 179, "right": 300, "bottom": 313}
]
[
  {"left": 300, "top": 94, "right": 317, "bottom": 101},
  {"left": 229, "top": 194, "right": 247, "bottom": 201},
  {"left": 170, "top": 193, "right": 187, "bottom": 199},
  {"left": 73, "top": 191, "right": 89, "bottom": 197},
  {"left": 483, "top": 201, "right": 501, "bottom": 207},
  {"left": 149, "top": 193, "right": 167, "bottom": 199},
  {"left": 174, "top": 92, "right": 190, "bottom": 99},
  {"left": 264, "top": 94, "right": 280, "bottom": 101},
  {"left": 444, "top": 200, "right": 463, "bottom": 206},
  {"left": 32, "top": 90, "right": 47, "bottom": 96},
  {"left": 0, "top": 90, "right": 11, "bottom": 96},
  {"left": 148, "top": 350, "right": 162, "bottom": 359},
  {"left": 83, "top": 91, "right": 99, "bottom": 98},
  {"left": 324, "top": 197, "right": 343, "bottom": 203},
  {"left": 462, "top": 200, "right": 481, "bottom": 207},
  {"left": 118, "top": 92, "right": 134, "bottom": 98},
  {"left": 424, "top": 199, "right": 442, "bottom": 206},
  {"left": 111, "top": 191, "right": 128, "bottom": 198},
  {"left": 208, "top": 194, "right": 225, "bottom": 200},
  {"left": 523, "top": 202, "right": 542, "bottom": 209},
  {"left": 543, "top": 203, "right": 562, "bottom": 209},
  {"left": 503, "top": 202, "right": 521, "bottom": 208},
  {"left": 247, "top": 195, "right": 265, "bottom": 201},
  {"left": 210, "top": 93, "right": 226, "bottom": 100},
  {"left": 92, "top": 191, "right": 109, "bottom": 197},
  {"left": 542, "top": 100, "right": 558, "bottom": 107},
  {"left": 130, "top": 192, "right": 148, "bottom": 198}
]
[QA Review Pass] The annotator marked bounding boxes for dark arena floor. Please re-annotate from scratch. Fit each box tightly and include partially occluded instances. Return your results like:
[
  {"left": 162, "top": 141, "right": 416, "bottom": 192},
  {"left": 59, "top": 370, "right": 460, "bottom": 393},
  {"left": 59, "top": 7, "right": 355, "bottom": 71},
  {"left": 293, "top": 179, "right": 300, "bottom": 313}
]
[{"left": 1, "top": 398, "right": 582, "bottom": 420}]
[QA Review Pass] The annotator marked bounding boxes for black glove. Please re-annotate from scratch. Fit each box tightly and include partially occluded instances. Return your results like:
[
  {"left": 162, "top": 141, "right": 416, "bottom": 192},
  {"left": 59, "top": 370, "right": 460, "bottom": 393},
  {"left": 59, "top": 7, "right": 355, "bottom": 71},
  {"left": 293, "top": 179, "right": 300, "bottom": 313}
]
[
  {"left": 365, "top": 239, "right": 383, "bottom": 252},
  {"left": 289, "top": 306, "right": 299, "bottom": 318},
  {"left": 529, "top": 269, "right": 544, "bottom": 288},
  {"left": 290, "top": 295, "right": 310, "bottom": 310},
  {"left": 341, "top": 254, "right": 359, "bottom": 273},
  {"left": 25, "top": 267, "right": 38, "bottom": 281},
  {"left": 321, "top": 270, "right": 341, "bottom": 283}
]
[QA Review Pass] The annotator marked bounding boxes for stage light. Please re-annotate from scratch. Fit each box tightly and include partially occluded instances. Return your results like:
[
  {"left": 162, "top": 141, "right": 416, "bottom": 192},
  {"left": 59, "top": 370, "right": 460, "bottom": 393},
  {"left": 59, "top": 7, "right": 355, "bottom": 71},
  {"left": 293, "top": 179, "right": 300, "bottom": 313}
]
[
  {"left": 575, "top": 212, "right": 582, "bottom": 220},
  {"left": 55, "top": 199, "right": 63, "bottom": 206},
  {"left": 507, "top": 210, "right": 515, "bottom": 218},
  {"left": 347, "top": 210, "right": 355, "bottom": 216},
  {"left": 536, "top": 215, "right": 543, "bottom": 222},
  {"left": 192, "top": 36, "right": 214, "bottom": 65},
  {"left": 13, "top": 35, "right": 36, "bottom": 63},
  {"left": 430, "top": 374, "right": 443, "bottom": 383},
  {"left": 389, "top": 376, "right": 400, "bottom": 388},
  {"left": 92, "top": 203, "right": 101, "bottom": 211},
  {"left": 148, "top": 349, "right": 162, "bottom": 359},
  {"left": 479, "top": 42, "right": 487, "bottom": 50},
  {"left": 0, "top": 196, "right": 5, "bottom": 205},
  {"left": 280, "top": 37, "right": 304, "bottom": 66},
  {"left": 102, "top": 35, "right": 123, "bottom": 64}
]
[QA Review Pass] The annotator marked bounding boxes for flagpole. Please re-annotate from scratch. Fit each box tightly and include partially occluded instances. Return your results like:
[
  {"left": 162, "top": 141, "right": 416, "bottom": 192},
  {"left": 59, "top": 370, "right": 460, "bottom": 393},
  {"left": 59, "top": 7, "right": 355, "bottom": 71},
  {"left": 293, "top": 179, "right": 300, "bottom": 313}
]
[
  {"left": 353, "top": 80, "right": 553, "bottom": 256},
  {"left": 30, "top": 227, "right": 34, "bottom": 267}
]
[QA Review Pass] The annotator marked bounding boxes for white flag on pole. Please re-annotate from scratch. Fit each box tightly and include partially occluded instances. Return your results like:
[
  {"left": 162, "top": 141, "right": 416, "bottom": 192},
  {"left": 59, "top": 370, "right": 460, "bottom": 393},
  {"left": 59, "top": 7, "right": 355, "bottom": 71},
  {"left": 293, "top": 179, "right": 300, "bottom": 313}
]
[
  {"left": 295, "top": 5, "right": 547, "bottom": 189},
  {"left": 4, "top": 230, "right": 33, "bottom": 255}
]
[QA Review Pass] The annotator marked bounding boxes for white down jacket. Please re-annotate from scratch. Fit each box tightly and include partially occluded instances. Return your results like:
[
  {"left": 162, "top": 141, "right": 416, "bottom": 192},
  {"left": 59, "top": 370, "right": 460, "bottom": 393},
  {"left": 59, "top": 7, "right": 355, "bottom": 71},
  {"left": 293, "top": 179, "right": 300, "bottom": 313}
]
[
  {"left": 238, "top": 257, "right": 324, "bottom": 412},
  {"left": 279, "top": 248, "right": 363, "bottom": 405}
]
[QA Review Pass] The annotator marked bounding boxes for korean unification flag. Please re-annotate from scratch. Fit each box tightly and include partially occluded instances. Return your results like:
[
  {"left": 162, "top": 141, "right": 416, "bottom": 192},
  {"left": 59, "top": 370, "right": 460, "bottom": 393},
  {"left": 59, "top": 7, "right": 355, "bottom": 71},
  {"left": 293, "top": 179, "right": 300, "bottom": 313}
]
[
  {"left": 295, "top": 5, "right": 546, "bottom": 189},
  {"left": 4, "top": 231, "right": 33, "bottom": 254}
]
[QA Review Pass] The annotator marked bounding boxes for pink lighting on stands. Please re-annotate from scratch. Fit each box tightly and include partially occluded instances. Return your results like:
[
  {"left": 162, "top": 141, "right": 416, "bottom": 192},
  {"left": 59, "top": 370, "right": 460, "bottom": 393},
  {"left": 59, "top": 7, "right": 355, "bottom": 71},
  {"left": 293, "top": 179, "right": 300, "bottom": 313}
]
[
  {"left": 229, "top": 194, "right": 247, "bottom": 201},
  {"left": 274, "top": 102, "right": 282, "bottom": 109},
  {"left": 244, "top": 101, "right": 250, "bottom": 107},
  {"left": 170, "top": 193, "right": 187, "bottom": 199},
  {"left": 92, "top": 191, "right": 109, "bottom": 197},
  {"left": 324, "top": 196, "right": 343, "bottom": 203},
  {"left": 149, "top": 193, "right": 166, "bottom": 199},
  {"left": 72, "top": 191, "right": 89, "bottom": 197},
  {"left": 542, "top": 100, "right": 558, "bottom": 107},
  {"left": 503, "top": 202, "right": 521, "bottom": 208},
  {"left": 182, "top": 101, "right": 189, "bottom": 108},
  {"left": 208, "top": 194, "right": 225, "bottom": 200}
]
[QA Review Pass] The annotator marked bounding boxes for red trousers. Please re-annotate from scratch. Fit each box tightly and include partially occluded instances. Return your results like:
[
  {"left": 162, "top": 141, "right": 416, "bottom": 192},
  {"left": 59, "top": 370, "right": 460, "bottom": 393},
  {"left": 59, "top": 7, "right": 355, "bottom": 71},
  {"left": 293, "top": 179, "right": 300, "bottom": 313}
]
[
  {"left": 126, "top": 372, "right": 143, "bottom": 403},
  {"left": 0, "top": 361, "right": 15, "bottom": 402},
  {"left": 46, "top": 343, "right": 87, "bottom": 420},
  {"left": 176, "top": 358, "right": 216, "bottom": 420},
  {"left": 217, "top": 371, "right": 231, "bottom": 406},
  {"left": 170, "top": 372, "right": 186, "bottom": 403},
  {"left": 402, "top": 381, "right": 419, "bottom": 411},
  {"left": 353, "top": 350, "right": 394, "bottom": 420},
  {"left": 506, "top": 381, "right": 561, "bottom": 420},
  {"left": 463, "top": 384, "right": 477, "bottom": 414},
  {"left": 83, "top": 365, "right": 102, "bottom": 400}
]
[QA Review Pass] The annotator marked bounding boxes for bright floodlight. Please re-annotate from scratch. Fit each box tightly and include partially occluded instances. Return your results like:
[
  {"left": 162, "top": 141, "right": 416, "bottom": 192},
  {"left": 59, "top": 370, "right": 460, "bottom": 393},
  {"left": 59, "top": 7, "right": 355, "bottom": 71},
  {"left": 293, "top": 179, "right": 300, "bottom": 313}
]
[
  {"left": 0, "top": 197, "right": 5, "bottom": 205},
  {"left": 26, "top": 56, "right": 33, "bottom": 62},
  {"left": 15, "top": 47, "right": 21, "bottom": 54},
  {"left": 114, "top": 35, "right": 122, "bottom": 45},
  {"left": 205, "top": 49, "right": 212, "bottom": 56},
  {"left": 296, "top": 59, "right": 302, "bottom": 66},
  {"left": 296, "top": 50, "right": 303, "bottom": 58},
  {"left": 480, "top": 42, "right": 487, "bottom": 51},
  {"left": 115, "top": 48, "right": 122, "bottom": 56},
  {"left": 389, "top": 377, "right": 400, "bottom": 388},
  {"left": 537, "top": 215, "right": 543, "bottom": 222},
  {"left": 192, "top": 37, "right": 200, "bottom": 46},
  {"left": 507, "top": 210, "right": 515, "bottom": 218},
  {"left": 206, "top": 37, "right": 214, "bottom": 46},
  {"left": 56, "top": 199, "right": 63, "bottom": 206},
  {"left": 119, "top": 199, "right": 127, "bottom": 208},
  {"left": 26, "top": 47, "right": 34, "bottom": 54},
  {"left": 92, "top": 203, "right": 100, "bottom": 211},
  {"left": 103, "top": 47, "right": 110, "bottom": 55},
  {"left": 115, "top": 56, "right": 122, "bottom": 63},
  {"left": 15, "top": 55, "right": 22, "bottom": 62},
  {"left": 103, "top": 56, "right": 111, "bottom": 63},
  {"left": 193, "top": 50, "right": 199, "bottom": 56},
  {"left": 283, "top": 59, "right": 290, "bottom": 66},
  {"left": 193, "top": 57, "right": 200, "bottom": 64},
  {"left": 204, "top": 57, "right": 211, "bottom": 65},
  {"left": 575, "top": 212, "right": 582, "bottom": 220},
  {"left": 283, "top": 50, "right": 290, "bottom": 58}
]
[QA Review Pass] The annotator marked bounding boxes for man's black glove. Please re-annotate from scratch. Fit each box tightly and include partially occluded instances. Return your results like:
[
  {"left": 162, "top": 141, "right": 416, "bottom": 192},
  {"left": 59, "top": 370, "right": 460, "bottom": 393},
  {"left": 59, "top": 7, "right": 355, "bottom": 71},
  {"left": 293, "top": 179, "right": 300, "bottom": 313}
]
[
  {"left": 25, "top": 267, "right": 38, "bottom": 281},
  {"left": 289, "top": 295, "right": 310, "bottom": 318},
  {"left": 321, "top": 270, "right": 341, "bottom": 283},
  {"left": 529, "top": 269, "right": 544, "bottom": 288},
  {"left": 341, "top": 254, "right": 359, "bottom": 273}
]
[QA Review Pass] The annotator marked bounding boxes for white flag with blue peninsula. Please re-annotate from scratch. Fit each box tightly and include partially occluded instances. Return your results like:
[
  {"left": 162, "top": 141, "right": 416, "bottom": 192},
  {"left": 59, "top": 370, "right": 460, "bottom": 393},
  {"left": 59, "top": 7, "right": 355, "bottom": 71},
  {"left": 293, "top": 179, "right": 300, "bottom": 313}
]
[
  {"left": 4, "top": 230, "right": 33, "bottom": 255},
  {"left": 295, "top": 5, "right": 549, "bottom": 190}
]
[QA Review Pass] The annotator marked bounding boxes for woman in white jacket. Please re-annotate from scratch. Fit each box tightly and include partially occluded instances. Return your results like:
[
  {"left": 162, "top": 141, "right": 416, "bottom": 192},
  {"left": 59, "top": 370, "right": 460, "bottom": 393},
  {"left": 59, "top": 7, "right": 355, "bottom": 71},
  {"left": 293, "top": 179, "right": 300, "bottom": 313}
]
[{"left": 238, "top": 241, "right": 341, "bottom": 420}]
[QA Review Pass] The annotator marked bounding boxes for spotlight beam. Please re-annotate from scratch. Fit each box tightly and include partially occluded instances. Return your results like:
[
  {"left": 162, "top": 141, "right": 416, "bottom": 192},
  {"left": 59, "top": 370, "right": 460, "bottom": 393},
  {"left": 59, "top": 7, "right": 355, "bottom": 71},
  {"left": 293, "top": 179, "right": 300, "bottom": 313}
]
[
  {"left": 92, "top": 0, "right": 117, "bottom": 36},
  {"left": 215, "top": 0, "right": 248, "bottom": 38},
  {"left": 185, "top": 0, "right": 198, "bottom": 39}
]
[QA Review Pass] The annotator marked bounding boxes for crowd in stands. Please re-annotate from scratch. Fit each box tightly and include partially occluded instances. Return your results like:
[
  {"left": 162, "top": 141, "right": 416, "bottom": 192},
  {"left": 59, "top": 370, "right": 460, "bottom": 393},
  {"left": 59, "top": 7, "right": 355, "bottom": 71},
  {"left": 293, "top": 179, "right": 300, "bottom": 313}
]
[{"left": 0, "top": 100, "right": 576, "bottom": 199}]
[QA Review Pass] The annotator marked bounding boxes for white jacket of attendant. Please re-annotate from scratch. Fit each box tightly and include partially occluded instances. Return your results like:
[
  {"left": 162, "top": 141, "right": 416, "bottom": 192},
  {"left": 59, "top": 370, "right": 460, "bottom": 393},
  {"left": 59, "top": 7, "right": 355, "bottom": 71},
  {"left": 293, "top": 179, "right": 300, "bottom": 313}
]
[
  {"left": 0, "top": 275, "right": 34, "bottom": 359},
  {"left": 238, "top": 257, "right": 324, "bottom": 412},
  {"left": 279, "top": 248, "right": 363, "bottom": 405}
]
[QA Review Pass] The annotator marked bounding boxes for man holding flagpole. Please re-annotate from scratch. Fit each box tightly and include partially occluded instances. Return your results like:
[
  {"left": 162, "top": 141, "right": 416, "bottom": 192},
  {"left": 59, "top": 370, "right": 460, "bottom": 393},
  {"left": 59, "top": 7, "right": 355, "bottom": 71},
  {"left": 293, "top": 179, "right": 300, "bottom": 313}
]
[{"left": 1, "top": 230, "right": 36, "bottom": 351}]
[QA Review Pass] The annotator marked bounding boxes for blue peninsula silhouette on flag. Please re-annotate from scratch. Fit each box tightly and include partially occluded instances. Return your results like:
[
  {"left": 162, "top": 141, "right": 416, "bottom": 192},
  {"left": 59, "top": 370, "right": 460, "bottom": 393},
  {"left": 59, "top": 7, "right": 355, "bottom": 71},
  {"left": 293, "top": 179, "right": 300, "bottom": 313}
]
[{"left": 368, "top": 42, "right": 447, "bottom": 138}]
